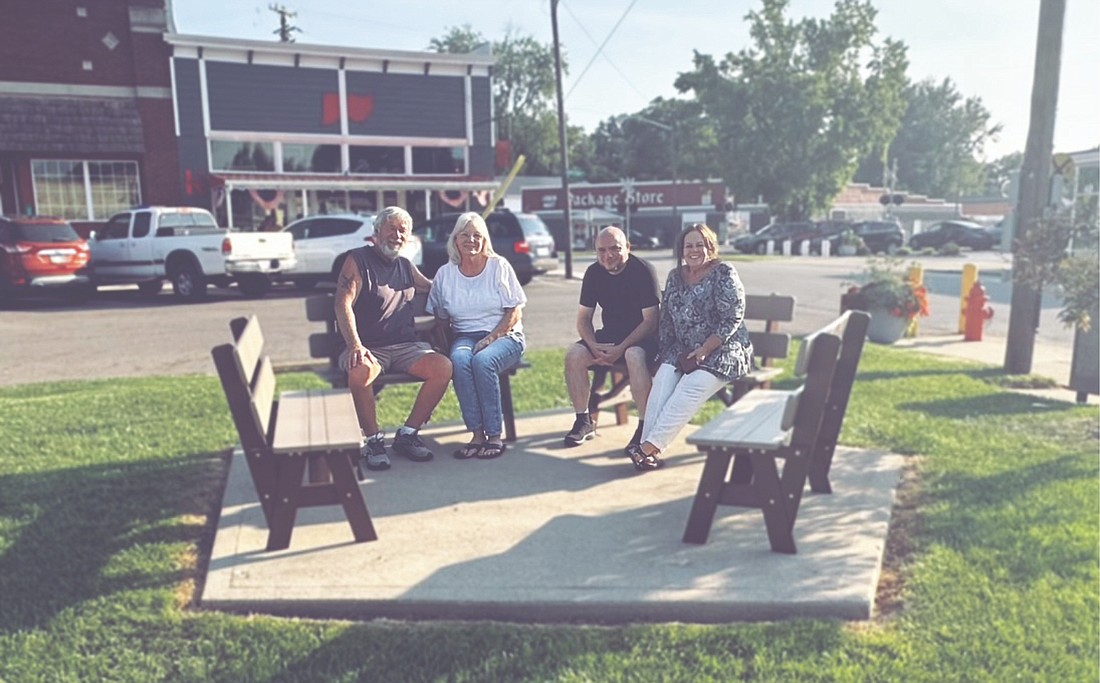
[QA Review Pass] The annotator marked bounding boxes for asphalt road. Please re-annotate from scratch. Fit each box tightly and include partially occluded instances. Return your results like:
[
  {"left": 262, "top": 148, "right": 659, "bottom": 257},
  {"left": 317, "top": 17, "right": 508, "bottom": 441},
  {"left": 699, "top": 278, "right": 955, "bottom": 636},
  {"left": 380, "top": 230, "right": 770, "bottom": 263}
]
[{"left": 0, "top": 249, "right": 1074, "bottom": 387}]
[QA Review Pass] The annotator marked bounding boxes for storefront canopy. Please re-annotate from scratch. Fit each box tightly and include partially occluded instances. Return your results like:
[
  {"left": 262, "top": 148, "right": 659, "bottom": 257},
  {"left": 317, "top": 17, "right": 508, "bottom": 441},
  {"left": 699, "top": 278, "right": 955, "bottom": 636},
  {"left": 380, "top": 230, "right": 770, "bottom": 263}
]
[{"left": 212, "top": 173, "right": 499, "bottom": 192}]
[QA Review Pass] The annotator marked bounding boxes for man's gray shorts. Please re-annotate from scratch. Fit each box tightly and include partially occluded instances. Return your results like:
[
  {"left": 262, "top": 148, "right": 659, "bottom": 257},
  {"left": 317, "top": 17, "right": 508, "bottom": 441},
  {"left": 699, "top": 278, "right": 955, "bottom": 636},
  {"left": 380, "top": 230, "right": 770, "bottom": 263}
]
[{"left": 339, "top": 341, "right": 434, "bottom": 374}]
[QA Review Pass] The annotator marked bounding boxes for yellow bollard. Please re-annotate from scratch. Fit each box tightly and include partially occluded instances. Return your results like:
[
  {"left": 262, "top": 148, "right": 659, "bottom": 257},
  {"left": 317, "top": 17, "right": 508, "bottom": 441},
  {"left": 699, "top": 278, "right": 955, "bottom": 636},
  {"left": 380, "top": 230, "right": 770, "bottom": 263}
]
[
  {"left": 959, "top": 263, "right": 979, "bottom": 334},
  {"left": 905, "top": 264, "right": 923, "bottom": 337}
]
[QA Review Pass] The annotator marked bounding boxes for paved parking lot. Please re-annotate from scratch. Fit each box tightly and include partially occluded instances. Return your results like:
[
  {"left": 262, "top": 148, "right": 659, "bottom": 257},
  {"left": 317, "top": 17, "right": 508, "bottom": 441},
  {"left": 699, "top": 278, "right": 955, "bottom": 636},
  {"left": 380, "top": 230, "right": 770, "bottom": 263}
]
[{"left": 0, "top": 250, "right": 1074, "bottom": 387}]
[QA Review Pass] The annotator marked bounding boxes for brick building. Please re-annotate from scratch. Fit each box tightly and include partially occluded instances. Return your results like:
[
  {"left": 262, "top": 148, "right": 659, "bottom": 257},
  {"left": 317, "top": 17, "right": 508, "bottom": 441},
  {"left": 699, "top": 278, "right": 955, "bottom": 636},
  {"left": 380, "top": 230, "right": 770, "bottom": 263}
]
[{"left": 0, "top": 0, "right": 179, "bottom": 230}]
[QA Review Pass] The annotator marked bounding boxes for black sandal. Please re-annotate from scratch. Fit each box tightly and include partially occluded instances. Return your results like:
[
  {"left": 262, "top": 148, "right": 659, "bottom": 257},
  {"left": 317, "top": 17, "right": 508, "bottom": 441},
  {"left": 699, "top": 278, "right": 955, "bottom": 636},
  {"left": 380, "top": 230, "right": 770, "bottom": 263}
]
[
  {"left": 627, "top": 444, "right": 664, "bottom": 471},
  {"left": 477, "top": 442, "right": 506, "bottom": 459},
  {"left": 453, "top": 442, "right": 483, "bottom": 460}
]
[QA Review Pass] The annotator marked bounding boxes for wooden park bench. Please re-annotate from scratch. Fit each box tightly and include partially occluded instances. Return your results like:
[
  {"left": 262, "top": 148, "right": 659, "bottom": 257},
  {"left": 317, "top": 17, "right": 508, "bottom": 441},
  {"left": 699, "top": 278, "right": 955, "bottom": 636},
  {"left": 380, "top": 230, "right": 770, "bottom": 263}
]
[
  {"left": 681, "top": 309, "right": 870, "bottom": 554},
  {"left": 588, "top": 293, "right": 797, "bottom": 427},
  {"left": 305, "top": 292, "right": 529, "bottom": 442},
  {"left": 211, "top": 314, "right": 377, "bottom": 551}
]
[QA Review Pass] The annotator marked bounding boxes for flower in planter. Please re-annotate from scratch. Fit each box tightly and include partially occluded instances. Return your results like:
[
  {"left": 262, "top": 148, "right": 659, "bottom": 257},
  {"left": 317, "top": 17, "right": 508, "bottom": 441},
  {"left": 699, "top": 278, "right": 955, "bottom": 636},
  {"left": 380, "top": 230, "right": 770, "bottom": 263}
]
[{"left": 844, "top": 257, "right": 930, "bottom": 320}]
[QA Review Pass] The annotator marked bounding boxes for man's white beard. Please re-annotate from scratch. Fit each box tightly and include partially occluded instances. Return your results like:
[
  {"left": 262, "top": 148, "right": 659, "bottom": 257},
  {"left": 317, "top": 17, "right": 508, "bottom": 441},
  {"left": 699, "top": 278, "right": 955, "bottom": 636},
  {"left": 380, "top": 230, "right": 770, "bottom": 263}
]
[{"left": 377, "top": 241, "right": 401, "bottom": 260}]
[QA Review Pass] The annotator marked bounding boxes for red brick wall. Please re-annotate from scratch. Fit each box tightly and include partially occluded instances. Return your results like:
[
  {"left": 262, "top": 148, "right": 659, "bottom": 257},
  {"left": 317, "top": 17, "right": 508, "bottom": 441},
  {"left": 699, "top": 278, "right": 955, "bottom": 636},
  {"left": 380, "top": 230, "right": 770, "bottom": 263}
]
[
  {"left": 0, "top": 1, "right": 141, "bottom": 86},
  {"left": 136, "top": 98, "right": 182, "bottom": 205}
]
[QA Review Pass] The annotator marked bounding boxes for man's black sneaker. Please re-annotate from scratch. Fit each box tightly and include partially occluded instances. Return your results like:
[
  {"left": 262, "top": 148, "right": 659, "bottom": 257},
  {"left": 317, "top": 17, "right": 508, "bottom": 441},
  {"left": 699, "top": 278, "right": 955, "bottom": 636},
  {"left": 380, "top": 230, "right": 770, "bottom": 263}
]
[
  {"left": 392, "top": 430, "right": 434, "bottom": 462},
  {"left": 623, "top": 422, "right": 644, "bottom": 456},
  {"left": 563, "top": 416, "right": 595, "bottom": 446}
]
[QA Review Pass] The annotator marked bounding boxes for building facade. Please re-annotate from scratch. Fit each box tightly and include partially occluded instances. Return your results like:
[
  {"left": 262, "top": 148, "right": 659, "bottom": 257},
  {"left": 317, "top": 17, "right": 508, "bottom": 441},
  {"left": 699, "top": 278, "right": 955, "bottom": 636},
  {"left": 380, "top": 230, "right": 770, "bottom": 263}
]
[
  {"left": 166, "top": 34, "right": 499, "bottom": 229},
  {"left": 0, "top": 0, "right": 180, "bottom": 231}
]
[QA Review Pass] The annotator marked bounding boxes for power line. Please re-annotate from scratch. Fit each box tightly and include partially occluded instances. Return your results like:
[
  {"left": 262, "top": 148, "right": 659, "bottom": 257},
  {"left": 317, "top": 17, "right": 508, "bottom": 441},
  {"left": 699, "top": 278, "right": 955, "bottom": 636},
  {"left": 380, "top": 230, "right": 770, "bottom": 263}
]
[
  {"left": 561, "top": 0, "right": 649, "bottom": 103},
  {"left": 563, "top": 0, "right": 642, "bottom": 101}
]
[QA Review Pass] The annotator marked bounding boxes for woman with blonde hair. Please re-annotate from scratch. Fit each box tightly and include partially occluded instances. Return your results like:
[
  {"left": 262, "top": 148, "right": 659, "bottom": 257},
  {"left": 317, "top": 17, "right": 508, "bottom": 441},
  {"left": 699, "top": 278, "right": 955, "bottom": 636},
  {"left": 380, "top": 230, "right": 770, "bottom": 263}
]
[
  {"left": 628, "top": 223, "right": 754, "bottom": 471},
  {"left": 427, "top": 212, "right": 526, "bottom": 460}
]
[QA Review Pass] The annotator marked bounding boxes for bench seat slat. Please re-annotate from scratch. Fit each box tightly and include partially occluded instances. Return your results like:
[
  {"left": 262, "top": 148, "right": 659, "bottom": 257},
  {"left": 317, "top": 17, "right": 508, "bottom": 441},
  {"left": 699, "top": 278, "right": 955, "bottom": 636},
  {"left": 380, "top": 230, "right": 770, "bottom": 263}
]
[
  {"left": 273, "top": 389, "right": 361, "bottom": 454},
  {"left": 687, "top": 389, "right": 799, "bottom": 450}
]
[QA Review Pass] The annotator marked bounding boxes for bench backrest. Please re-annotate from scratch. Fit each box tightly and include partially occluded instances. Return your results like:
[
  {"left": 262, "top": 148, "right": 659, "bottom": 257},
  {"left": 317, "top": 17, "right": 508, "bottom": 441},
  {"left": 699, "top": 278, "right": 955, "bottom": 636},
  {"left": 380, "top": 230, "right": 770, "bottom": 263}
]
[
  {"left": 787, "top": 330, "right": 842, "bottom": 450},
  {"left": 212, "top": 314, "right": 276, "bottom": 454},
  {"left": 743, "top": 293, "right": 796, "bottom": 365},
  {"left": 789, "top": 310, "right": 870, "bottom": 473}
]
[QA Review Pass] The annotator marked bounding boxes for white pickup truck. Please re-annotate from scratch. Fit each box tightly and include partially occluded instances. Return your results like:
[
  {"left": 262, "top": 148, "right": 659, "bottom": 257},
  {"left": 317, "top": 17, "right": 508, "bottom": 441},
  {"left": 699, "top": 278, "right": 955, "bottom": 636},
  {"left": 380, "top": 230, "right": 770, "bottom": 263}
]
[{"left": 89, "top": 206, "right": 296, "bottom": 300}]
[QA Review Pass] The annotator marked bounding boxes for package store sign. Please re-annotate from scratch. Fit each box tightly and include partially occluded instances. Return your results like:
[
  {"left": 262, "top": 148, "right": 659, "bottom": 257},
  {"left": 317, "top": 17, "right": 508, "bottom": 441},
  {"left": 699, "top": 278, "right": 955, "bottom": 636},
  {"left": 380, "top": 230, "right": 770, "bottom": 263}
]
[{"left": 523, "top": 182, "right": 726, "bottom": 213}]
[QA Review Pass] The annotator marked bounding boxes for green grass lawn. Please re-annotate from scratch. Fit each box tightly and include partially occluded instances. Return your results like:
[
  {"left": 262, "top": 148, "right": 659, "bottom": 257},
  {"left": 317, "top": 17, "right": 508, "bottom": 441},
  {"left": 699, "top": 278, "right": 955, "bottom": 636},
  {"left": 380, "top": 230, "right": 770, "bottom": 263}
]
[{"left": 0, "top": 346, "right": 1096, "bottom": 682}]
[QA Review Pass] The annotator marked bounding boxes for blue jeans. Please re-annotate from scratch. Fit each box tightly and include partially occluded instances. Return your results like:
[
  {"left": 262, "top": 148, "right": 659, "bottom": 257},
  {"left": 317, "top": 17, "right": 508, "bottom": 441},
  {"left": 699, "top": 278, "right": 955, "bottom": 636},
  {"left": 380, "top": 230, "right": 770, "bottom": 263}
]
[{"left": 450, "top": 331, "right": 525, "bottom": 437}]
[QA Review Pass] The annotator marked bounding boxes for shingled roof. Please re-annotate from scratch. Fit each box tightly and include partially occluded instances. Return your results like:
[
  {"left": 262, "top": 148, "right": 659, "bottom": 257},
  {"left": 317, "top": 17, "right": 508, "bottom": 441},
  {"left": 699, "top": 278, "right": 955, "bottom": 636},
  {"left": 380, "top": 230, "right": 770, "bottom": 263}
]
[{"left": 0, "top": 96, "right": 145, "bottom": 154}]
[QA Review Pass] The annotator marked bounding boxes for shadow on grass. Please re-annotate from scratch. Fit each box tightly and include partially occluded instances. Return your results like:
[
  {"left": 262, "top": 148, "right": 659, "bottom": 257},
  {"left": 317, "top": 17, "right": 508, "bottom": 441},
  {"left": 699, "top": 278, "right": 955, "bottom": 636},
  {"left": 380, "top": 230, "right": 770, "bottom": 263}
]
[
  {"left": 899, "top": 391, "right": 1081, "bottom": 419},
  {"left": 0, "top": 451, "right": 226, "bottom": 634},
  {"left": 920, "top": 453, "right": 1098, "bottom": 583}
]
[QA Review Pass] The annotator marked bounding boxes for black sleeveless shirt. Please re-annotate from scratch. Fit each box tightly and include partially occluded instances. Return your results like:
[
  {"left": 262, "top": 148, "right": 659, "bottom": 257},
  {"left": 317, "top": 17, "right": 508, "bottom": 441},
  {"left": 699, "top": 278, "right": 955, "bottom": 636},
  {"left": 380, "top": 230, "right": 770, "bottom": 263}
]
[{"left": 348, "top": 246, "right": 417, "bottom": 347}]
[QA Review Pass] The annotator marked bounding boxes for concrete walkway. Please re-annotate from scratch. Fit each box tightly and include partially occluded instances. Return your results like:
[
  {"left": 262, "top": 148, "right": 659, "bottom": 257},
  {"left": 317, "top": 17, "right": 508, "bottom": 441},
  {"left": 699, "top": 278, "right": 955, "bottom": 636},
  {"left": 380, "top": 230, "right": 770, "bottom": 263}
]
[{"left": 203, "top": 411, "right": 903, "bottom": 623}]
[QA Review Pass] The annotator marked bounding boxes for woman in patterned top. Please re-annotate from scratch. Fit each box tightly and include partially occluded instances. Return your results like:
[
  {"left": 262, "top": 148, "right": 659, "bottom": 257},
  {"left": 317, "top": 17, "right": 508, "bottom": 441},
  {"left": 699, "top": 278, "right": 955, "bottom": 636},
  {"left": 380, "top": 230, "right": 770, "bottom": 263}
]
[{"left": 627, "top": 223, "right": 754, "bottom": 471}]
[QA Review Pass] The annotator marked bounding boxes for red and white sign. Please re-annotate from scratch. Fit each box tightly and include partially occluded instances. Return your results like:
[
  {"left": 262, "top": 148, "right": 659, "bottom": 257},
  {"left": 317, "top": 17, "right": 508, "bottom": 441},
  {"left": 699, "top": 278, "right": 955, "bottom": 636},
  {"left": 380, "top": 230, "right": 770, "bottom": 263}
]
[{"left": 522, "top": 181, "right": 726, "bottom": 213}]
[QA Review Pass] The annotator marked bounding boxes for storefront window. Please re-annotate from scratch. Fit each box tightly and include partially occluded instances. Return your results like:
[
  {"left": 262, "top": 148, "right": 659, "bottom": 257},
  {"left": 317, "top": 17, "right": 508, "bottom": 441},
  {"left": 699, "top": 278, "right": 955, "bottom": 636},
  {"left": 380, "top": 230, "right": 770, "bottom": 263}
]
[
  {"left": 31, "top": 159, "right": 141, "bottom": 220},
  {"left": 348, "top": 146, "right": 404, "bottom": 174},
  {"left": 412, "top": 146, "right": 465, "bottom": 175},
  {"left": 210, "top": 141, "right": 275, "bottom": 172},
  {"left": 282, "top": 144, "right": 340, "bottom": 173}
]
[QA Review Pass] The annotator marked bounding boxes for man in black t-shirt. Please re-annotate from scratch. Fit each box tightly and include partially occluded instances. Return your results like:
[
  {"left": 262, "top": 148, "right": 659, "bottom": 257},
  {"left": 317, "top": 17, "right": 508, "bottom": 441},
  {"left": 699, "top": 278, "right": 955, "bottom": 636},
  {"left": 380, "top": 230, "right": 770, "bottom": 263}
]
[{"left": 563, "top": 226, "right": 660, "bottom": 451}]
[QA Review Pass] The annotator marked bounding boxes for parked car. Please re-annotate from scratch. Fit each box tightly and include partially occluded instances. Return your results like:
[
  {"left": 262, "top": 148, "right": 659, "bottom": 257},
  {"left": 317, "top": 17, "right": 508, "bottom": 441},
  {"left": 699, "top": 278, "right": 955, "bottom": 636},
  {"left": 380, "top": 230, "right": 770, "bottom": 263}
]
[
  {"left": 732, "top": 222, "right": 817, "bottom": 255},
  {"left": 278, "top": 213, "right": 423, "bottom": 289},
  {"left": 0, "top": 216, "right": 92, "bottom": 302},
  {"left": 89, "top": 207, "right": 296, "bottom": 300},
  {"left": 909, "top": 220, "right": 997, "bottom": 251},
  {"left": 816, "top": 220, "right": 905, "bottom": 254},
  {"left": 414, "top": 210, "right": 558, "bottom": 285}
]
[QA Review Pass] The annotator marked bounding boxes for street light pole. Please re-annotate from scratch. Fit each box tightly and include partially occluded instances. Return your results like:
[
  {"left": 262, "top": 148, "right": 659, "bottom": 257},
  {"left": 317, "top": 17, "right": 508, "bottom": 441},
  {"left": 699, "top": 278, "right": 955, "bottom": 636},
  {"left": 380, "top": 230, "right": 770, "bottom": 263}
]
[
  {"left": 628, "top": 115, "right": 678, "bottom": 233},
  {"left": 551, "top": 0, "right": 573, "bottom": 279}
]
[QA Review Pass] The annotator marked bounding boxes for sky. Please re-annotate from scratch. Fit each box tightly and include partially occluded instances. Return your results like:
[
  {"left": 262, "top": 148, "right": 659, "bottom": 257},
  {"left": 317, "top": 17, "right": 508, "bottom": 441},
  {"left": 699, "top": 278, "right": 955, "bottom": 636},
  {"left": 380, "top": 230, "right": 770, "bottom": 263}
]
[{"left": 170, "top": 0, "right": 1099, "bottom": 162}]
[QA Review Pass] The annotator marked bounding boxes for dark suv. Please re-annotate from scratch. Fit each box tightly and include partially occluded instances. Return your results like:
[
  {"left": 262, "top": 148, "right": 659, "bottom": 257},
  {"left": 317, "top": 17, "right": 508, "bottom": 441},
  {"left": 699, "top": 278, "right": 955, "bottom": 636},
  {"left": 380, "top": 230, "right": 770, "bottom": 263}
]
[
  {"left": 415, "top": 210, "right": 558, "bottom": 285},
  {"left": 731, "top": 222, "right": 817, "bottom": 254}
]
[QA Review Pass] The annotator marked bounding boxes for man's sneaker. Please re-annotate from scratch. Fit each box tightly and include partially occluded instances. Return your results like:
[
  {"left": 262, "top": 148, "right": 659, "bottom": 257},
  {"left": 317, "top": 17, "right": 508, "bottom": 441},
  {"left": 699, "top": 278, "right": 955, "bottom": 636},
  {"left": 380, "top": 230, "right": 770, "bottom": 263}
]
[
  {"left": 563, "top": 416, "right": 595, "bottom": 447},
  {"left": 393, "top": 430, "right": 434, "bottom": 462},
  {"left": 359, "top": 438, "right": 391, "bottom": 475},
  {"left": 623, "top": 423, "right": 644, "bottom": 456}
]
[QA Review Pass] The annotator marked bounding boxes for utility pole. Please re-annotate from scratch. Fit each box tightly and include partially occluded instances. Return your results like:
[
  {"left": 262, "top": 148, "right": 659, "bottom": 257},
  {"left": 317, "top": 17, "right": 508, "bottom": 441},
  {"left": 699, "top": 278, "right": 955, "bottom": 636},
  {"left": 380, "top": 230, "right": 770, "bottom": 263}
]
[
  {"left": 269, "top": 4, "right": 301, "bottom": 43},
  {"left": 551, "top": 0, "right": 573, "bottom": 278},
  {"left": 1004, "top": 0, "right": 1065, "bottom": 374}
]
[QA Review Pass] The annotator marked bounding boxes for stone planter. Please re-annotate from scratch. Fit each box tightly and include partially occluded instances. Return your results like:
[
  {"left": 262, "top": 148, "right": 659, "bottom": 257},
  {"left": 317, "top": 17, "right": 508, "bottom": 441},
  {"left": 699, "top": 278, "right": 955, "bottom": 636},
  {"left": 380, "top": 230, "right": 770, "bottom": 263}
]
[{"left": 866, "top": 308, "right": 909, "bottom": 344}]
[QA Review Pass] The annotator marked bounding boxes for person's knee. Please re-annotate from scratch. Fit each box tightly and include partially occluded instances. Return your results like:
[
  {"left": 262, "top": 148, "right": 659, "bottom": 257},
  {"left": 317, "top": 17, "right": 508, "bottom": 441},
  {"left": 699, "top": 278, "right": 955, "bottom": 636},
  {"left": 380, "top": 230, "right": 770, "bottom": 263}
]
[
  {"left": 347, "top": 360, "right": 381, "bottom": 388},
  {"left": 565, "top": 343, "right": 592, "bottom": 370}
]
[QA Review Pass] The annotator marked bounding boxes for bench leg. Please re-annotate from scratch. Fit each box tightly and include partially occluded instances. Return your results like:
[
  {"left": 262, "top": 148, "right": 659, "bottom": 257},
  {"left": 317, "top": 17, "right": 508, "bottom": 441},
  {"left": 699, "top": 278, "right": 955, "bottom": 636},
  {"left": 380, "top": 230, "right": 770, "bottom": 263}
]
[
  {"left": 682, "top": 450, "right": 733, "bottom": 544},
  {"left": 750, "top": 453, "right": 797, "bottom": 554},
  {"left": 808, "top": 443, "right": 835, "bottom": 494},
  {"left": 500, "top": 372, "right": 517, "bottom": 443},
  {"left": 729, "top": 454, "right": 754, "bottom": 485},
  {"left": 324, "top": 451, "right": 377, "bottom": 542},
  {"left": 266, "top": 454, "right": 308, "bottom": 551}
]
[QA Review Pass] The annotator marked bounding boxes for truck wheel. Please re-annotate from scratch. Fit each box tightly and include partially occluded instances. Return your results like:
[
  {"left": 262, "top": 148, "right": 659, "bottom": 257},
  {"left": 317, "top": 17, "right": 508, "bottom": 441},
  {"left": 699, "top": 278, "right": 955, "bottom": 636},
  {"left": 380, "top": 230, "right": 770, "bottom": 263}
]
[
  {"left": 238, "top": 274, "right": 271, "bottom": 299},
  {"left": 755, "top": 243, "right": 768, "bottom": 255},
  {"left": 171, "top": 262, "right": 207, "bottom": 301},
  {"left": 137, "top": 280, "right": 163, "bottom": 297},
  {"left": 517, "top": 272, "right": 533, "bottom": 286}
]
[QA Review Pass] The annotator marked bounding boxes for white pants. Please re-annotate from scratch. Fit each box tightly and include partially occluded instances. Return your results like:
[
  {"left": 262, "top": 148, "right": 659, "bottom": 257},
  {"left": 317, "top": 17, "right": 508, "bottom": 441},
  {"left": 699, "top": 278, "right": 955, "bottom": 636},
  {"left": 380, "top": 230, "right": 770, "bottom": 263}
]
[{"left": 641, "top": 362, "right": 727, "bottom": 452}]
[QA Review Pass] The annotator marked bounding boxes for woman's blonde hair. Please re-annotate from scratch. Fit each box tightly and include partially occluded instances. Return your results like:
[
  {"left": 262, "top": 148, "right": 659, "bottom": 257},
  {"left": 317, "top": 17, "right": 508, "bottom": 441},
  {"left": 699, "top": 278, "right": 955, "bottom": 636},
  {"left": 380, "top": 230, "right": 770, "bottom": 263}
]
[
  {"left": 675, "top": 222, "right": 719, "bottom": 271},
  {"left": 446, "top": 212, "right": 497, "bottom": 265}
]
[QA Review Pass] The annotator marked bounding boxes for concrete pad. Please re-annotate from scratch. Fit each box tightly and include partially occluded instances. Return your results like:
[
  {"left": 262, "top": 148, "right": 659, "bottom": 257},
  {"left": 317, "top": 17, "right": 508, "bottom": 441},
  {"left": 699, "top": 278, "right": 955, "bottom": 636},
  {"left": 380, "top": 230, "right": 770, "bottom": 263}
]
[{"left": 203, "top": 410, "right": 904, "bottom": 623}]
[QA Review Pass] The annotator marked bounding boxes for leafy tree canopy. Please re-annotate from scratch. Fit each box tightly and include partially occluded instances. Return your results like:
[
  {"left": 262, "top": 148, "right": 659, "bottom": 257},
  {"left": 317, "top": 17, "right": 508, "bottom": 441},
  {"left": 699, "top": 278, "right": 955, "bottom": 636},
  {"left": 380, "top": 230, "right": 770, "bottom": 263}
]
[
  {"left": 675, "top": 0, "right": 908, "bottom": 220},
  {"left": 856, "top": 77, "right": 1002, "bottom": 199},
  {"left": 430, "top": 24, "right": 564, "bottom": 175}
]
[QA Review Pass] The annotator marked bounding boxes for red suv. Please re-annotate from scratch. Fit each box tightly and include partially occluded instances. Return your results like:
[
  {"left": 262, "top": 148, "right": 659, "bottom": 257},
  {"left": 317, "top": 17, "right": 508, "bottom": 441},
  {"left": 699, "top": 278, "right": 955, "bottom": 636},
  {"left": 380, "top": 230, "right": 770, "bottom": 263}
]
[{"left": 0, "top": 216, "right": 92, "bottom": 302}]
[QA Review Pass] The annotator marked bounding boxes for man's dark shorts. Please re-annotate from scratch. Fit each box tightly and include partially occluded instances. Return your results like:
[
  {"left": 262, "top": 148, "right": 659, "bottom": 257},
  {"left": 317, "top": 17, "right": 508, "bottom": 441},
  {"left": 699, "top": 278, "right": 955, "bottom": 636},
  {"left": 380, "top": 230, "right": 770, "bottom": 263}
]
[{"left": 577, "top": 330, "right": 660, "bottom": 368}]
